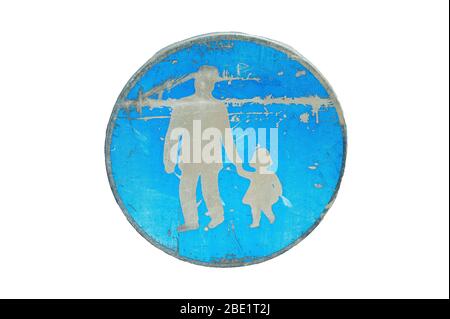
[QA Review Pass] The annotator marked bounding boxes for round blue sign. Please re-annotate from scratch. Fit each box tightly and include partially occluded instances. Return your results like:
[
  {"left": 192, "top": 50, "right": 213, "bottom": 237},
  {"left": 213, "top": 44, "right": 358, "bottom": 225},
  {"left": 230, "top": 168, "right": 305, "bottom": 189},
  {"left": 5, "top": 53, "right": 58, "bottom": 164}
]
[{"left": 106, "top": 33, "right": 346, "bottom": 266}]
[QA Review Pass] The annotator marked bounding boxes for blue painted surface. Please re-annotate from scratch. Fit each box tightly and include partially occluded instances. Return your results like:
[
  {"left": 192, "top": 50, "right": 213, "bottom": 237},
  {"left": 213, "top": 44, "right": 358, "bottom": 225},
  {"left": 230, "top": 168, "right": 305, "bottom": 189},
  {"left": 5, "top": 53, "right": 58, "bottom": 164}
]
[{"left": 109, "top": 39, "right": 344, "bottom": 264}]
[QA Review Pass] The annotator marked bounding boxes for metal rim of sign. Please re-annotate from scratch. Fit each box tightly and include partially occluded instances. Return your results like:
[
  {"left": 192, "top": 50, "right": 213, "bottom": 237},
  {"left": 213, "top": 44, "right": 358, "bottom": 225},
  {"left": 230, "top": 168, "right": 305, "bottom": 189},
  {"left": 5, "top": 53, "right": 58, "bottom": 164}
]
[{"left": 105, "top": 32, "right": 347, "bottom": 267}]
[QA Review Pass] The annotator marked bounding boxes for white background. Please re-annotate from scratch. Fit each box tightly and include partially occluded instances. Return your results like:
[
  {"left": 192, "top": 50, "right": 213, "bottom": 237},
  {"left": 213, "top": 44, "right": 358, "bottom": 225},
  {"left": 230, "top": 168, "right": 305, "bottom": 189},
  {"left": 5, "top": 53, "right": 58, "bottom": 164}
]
[{"left": 0, "top": 0, "right": 448, "bottom": 299}]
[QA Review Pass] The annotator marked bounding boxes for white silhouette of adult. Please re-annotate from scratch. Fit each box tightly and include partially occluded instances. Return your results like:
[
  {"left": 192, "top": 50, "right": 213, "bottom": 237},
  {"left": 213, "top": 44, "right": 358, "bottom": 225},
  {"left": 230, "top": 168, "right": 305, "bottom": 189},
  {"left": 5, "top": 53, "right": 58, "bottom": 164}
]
[{"left": 163, "top": 66, "right": 242, "bottom": 232}]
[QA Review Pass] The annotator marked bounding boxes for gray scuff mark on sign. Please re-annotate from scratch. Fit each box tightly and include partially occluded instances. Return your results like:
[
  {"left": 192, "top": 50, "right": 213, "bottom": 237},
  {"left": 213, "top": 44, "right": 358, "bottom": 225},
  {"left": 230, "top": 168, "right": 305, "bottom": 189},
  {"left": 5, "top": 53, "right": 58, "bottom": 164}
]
[
  {"left": 295, "top": 70, "right": 306, "bottom": 77},
  {"left": 229, "top": 221, "right": 243, "bottom": 253},
  {"left": 280, "top": 195, "right": 293, "bottom": 208}
]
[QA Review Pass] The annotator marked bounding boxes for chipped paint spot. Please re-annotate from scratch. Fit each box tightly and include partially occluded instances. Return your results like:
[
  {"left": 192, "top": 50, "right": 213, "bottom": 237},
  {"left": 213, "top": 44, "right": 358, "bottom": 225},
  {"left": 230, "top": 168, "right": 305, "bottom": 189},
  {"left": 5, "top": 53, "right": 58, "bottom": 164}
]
[
  {"left": 300, "top": 112, "right": 310, "bottom": 123},
  {"left": 296, "top": 70, "right": 306, "bottom": 77}
]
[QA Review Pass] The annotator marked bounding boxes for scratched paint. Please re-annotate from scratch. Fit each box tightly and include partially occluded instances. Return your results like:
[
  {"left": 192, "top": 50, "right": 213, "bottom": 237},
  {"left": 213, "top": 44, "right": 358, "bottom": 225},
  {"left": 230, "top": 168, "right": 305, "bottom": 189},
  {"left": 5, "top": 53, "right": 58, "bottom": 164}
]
[{"left": 105, "top": 33, "right": 346, "bottom": 267}]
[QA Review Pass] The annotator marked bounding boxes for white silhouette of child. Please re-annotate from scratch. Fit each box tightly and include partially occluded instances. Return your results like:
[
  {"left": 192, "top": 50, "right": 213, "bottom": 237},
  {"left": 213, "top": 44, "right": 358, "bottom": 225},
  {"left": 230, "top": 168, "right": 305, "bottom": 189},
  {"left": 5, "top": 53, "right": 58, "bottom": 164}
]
[{"left": 237, "top": 148, "right": 282, "bottom": 228}]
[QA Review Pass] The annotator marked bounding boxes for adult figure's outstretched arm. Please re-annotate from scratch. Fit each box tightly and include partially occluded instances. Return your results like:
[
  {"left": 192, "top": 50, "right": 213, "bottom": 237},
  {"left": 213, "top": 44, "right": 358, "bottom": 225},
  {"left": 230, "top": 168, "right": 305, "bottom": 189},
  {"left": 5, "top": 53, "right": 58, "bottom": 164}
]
[
  {"left": 163, "top": 109, "right": 183, "bottom": 173},
  {"left": 218, "top": 112, "right": 243, "bottom": 170}
]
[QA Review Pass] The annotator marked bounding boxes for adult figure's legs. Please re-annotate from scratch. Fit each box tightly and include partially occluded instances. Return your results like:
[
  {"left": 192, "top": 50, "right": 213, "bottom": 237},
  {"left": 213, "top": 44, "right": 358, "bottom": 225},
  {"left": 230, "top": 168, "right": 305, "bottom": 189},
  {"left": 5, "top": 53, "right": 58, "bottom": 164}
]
[
  {"left": 200, "top": 168, "right": 224, "bottom": 228},
  {"left": 178, "top": 166, "right": 200, "bottom": 232}
]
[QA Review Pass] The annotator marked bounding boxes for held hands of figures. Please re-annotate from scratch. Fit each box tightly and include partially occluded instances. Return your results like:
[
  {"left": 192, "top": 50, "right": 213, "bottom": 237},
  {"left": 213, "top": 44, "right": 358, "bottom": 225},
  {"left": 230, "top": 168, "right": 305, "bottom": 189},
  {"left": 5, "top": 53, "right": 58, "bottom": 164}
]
[
  {"left": 235, "top": 163, "right": 245, "bottom": 176},
  {"left": 164, "top": 161, "right": 242, "bottom": 176},
  {"left": 164, "top": 160, "right": 176, "bottom": 174}
]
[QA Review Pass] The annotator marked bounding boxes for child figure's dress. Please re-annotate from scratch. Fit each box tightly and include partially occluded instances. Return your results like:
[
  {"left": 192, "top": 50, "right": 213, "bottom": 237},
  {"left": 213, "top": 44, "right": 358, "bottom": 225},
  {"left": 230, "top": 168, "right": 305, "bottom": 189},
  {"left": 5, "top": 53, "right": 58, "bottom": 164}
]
[{"left": 242, "top": 173, "right": 282, "bottom": 209}]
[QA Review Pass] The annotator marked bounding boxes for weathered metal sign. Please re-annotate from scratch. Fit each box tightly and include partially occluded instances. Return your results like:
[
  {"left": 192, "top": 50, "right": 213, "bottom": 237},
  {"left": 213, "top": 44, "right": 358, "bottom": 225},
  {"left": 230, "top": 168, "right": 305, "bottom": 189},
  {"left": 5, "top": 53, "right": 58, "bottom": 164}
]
[{"left": 105, "top": 33, "right": 346, "bottom": 267}]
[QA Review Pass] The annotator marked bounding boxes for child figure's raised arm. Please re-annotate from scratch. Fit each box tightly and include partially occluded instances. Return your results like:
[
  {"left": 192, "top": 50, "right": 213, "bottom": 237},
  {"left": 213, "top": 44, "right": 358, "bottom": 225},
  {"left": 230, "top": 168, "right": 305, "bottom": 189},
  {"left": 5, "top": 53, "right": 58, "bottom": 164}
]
[{"left": 236, "top": 165, "right": 252, "bottom": 179}]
